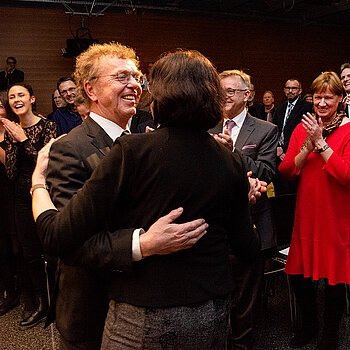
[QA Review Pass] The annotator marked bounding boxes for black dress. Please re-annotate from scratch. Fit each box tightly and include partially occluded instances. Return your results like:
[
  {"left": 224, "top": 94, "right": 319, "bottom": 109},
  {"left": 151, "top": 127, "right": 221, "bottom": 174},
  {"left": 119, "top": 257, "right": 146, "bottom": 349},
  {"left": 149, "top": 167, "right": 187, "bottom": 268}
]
[{"left": 0, "top": 118, "right": 57, "bottom": 310}]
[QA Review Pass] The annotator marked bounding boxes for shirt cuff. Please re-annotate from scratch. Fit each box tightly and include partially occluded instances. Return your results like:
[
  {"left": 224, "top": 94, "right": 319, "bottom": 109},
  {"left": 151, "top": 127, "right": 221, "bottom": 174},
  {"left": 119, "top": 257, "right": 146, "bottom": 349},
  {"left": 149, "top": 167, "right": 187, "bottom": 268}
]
[{"left": 132, "top": 228, "right": 145, "bottom": 261}]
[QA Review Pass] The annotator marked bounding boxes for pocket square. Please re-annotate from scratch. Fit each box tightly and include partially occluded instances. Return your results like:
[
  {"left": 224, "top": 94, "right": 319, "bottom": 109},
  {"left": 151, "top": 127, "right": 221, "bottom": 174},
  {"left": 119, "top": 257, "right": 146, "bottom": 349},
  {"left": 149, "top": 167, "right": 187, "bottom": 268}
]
[{"left": 242, "top": 144, "right": 257, "bottom": 150}]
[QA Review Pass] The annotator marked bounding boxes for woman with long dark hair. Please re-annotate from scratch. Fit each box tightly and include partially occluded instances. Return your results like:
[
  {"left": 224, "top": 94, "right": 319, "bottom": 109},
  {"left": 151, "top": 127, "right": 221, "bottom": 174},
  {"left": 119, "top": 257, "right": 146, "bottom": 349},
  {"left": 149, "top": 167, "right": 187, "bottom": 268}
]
[{"left": 0, "top": 83, "right": 57, "bottom": 328}]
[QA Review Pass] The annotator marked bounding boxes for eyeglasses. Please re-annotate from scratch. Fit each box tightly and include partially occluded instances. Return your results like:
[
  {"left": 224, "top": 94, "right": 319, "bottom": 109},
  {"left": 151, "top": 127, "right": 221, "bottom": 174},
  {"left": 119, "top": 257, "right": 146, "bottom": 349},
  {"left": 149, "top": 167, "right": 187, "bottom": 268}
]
[
  {"left": 7, "top": 61, "right": 15, "bottom": 64},
  {"left": 60, "top": 87, "right": 76, "bottom": 96},
  {"left": 224, "top": 88, "right": 247, "bottom": 96},
  {"left": 95, "top": 70, "right": 144, "bottom": 85},
  {"left": 284, "top": 87, "right": 299, "bottom": 91}
]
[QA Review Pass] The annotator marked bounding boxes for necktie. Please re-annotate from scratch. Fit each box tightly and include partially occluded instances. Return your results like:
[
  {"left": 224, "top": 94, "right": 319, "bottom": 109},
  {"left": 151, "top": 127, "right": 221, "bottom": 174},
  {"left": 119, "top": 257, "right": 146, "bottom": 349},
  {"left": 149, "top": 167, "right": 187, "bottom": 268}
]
[
  {"left": 225, "top": 119, "right": 236, "bottom": 134},
  {"left": 278, "top": 103, "right": 293, "bottom": 146}
]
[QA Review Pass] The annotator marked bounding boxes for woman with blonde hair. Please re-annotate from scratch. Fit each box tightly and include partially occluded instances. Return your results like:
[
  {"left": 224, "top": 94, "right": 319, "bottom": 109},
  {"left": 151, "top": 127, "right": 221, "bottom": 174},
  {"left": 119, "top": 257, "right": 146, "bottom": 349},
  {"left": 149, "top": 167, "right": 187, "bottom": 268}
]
[{"left": 280, "top": 71, "right": 350, "bottom": 350}]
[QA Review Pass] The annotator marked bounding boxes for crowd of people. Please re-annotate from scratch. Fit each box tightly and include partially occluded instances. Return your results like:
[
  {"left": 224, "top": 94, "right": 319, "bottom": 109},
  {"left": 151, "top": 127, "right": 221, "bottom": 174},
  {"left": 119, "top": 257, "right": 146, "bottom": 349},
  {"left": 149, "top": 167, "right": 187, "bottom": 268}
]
[{"left": 0, "top": 47, "right": 349, "bottom": 350}]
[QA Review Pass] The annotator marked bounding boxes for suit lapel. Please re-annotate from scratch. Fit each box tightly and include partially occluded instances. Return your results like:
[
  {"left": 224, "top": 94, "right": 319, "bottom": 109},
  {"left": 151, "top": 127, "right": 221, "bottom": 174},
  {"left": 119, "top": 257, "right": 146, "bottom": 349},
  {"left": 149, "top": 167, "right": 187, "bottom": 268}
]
[
  {"left": 235, "top": 114, "right": 255, "bottom": 150},
  {"left": 208, "top": 122, "right": 223, "bottom": 135},
  {"left": 277, "top": 102, "right": 288, "bottom": 129},
  {"left": 286, "top": 98, "right": 302, "bottom": 125},
  {"left": 84, "top": 117, "right": 113, "bottom": 156}
]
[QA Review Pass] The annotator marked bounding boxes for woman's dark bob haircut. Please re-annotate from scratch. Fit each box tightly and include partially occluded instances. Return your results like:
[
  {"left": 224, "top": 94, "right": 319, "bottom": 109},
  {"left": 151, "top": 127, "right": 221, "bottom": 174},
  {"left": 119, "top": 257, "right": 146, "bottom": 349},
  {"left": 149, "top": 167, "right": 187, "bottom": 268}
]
[{"left": 148, "top": 50, "right": 225, "bottom": 131}]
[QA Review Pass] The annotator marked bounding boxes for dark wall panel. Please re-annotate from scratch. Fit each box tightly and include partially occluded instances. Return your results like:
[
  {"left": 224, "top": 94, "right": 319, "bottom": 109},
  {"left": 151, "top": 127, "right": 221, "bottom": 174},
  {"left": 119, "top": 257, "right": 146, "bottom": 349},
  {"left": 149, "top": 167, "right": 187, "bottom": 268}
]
[{"left": 0, "top": 6, "right": 349, "bottom": 114}]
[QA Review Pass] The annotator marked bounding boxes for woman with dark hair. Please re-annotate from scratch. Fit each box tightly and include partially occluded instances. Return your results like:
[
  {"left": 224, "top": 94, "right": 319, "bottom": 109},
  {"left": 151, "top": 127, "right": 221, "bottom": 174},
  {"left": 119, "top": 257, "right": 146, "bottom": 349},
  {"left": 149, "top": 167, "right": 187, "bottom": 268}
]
[
  {"left": 0, "top": 91, "right": 18, "bottom": 316},
  {"left": 0, "top": 83, "right": 57, "bottom": 328},
  {"left": 280, "top": 71, "right": 350, "bottom": 350},
  {"left": 32, "top": 50, "right": 259, "bottom": 349}
]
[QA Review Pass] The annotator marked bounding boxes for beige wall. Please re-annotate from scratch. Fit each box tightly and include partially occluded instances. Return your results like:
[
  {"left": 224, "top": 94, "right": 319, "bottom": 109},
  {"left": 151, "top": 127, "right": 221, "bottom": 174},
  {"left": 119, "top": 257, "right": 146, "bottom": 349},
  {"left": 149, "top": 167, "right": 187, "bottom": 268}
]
[{"left": 1, "top": 6, "right": 349, "bottom": 115}]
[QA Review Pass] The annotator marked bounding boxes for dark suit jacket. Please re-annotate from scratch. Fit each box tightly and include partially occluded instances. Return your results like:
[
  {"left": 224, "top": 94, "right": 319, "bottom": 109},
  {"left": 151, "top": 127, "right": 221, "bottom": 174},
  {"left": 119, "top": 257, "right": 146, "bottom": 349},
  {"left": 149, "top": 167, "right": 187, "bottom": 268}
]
[
  {"left": 209, "top": 113, "right": 278, "bottom": 250},
  {"left": 0, "top": 69, "right": 24, "bottom": 91},
  {"left": 45, "top": 117, "right": 134, "bottom": 343},
  {"left": 273, "top": 98, "right": 312, "bottom": 153},
  {"left": 248, "top": 103, "right": 265, "bottom": 120},
  {"left": 38, "top": 126, "right": 259, "bottom": 307}
]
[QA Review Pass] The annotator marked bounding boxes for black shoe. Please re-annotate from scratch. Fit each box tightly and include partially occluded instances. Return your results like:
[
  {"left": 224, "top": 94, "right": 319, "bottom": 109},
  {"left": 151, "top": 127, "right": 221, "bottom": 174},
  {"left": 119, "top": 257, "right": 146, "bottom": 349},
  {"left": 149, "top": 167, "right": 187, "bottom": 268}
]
[
  {"left": 0, "top": 295, "right": 19, "bottom": 316},
  {"left": 316, "top": 335, "right": 338, "bottom": 350},
  {"left": 19, "top": 297, "right": 47, "bottom": 329},
  {"left": 290, "top": 327, "right": 318, "bottom": 348}
]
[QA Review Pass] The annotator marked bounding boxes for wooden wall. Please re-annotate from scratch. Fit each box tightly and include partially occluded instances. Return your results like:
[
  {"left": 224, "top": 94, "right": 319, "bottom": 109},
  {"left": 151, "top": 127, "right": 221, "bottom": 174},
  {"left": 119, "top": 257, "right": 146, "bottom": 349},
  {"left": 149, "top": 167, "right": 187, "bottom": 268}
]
[{"left": 0, "top": 6, "right": 349, "bottom": 115}]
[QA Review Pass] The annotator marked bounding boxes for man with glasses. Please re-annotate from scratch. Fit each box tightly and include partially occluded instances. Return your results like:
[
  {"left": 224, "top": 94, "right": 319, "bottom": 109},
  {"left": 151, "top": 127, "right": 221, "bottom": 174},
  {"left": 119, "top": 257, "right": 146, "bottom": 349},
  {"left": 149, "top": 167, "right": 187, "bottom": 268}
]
[
  {"left": 0, "top": 56, "right": 24, "bottom": 91},
  {"left": 52, "top": 77, "right": 82, "bottom": 135},
  {"left": 273, "top": 78, "right": 312, "bottom": 163},
  {"left": 210, "top": 70, "right": 277, "bottom": 350},
  {"left": 44, "top": 42, "right": 207, "bottom": 350}
]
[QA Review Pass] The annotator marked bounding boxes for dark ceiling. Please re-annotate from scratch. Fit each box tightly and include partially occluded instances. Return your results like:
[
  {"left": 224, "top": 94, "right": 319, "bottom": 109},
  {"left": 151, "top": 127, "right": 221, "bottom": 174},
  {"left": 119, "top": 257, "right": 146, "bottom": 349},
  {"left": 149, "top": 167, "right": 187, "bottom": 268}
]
[{"left": 2, "top": 0, "right": 350, "bottom": 26}]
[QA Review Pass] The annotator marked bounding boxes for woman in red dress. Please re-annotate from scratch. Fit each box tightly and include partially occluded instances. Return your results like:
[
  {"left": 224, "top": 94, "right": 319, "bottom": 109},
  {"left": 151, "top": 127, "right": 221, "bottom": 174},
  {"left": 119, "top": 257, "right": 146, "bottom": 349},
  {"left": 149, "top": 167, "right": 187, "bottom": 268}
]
[{"left": 279, "top": 71, "right": 350, "bottom": 350}]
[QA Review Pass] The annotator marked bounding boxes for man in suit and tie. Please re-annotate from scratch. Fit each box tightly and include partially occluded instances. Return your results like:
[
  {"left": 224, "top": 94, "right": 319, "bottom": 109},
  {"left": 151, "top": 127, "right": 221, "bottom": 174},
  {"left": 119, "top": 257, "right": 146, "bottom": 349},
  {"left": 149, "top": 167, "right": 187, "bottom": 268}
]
[
  {"left": 340, "top": 63, "right": 350, "bottom": 117},
  {"left": 272, "top": 78, "right": 312, "bottom": 195},
  {"left": 45, "top": 42, "right": 207, "bottom": 350},
  {"left": 273, "top": 78, "right": 312, "bottom": 162},
  {"left": 210, "top": 69, "right": 278, "bottom": 349}
]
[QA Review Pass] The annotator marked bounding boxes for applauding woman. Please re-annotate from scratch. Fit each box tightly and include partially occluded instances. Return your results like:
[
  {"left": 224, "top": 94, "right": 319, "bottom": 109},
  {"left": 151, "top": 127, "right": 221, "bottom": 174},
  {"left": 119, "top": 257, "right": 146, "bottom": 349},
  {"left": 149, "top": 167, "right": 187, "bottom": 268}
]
[
  {"left": 279, "top": 72, "right": 350, "bottom": 350},
  {"left": 0, "top": 83, "right": 57, "bottom": 328}
]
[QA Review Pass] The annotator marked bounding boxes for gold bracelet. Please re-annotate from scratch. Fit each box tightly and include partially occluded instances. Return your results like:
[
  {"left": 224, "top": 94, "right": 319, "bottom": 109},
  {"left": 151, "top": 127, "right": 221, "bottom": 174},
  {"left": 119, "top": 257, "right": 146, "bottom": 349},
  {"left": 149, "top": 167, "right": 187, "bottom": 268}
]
[{"left": 30, "top": 183, "right": 49, "bottom": 196}]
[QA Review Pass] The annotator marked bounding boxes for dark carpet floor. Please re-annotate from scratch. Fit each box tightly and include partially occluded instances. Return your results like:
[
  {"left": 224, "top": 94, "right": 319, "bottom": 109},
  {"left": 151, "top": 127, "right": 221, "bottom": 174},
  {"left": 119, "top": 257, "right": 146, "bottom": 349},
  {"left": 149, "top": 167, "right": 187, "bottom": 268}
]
[{"left": 0, "top": 275, "right": 349, "bottom": 349}]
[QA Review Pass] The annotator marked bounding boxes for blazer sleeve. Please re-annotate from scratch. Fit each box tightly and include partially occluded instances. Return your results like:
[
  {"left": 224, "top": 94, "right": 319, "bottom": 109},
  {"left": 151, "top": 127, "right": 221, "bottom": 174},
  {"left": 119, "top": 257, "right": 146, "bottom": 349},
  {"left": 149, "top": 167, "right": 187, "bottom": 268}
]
[
  {"left": 45, "top": 138, "right": 134, "bottom": 271},
  {"left": 37, "top": 139, "right": 129, "bottom": 256},
  {"left": 244, "top": 124, "right": 278, "bottom": 183},
  {"left": 228, "top": 151, "right": 260, "bottom": 261}
]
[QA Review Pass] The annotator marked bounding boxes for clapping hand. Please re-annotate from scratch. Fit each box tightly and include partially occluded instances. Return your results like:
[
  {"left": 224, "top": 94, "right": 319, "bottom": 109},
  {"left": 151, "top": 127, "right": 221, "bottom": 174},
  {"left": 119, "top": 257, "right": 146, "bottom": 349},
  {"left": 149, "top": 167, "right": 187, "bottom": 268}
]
[
  {"left": 0, "top": 117, "right": 27, "bottom": 142},
  {"left": 302, "top": 112, "right": 323, "bottom": 145}
]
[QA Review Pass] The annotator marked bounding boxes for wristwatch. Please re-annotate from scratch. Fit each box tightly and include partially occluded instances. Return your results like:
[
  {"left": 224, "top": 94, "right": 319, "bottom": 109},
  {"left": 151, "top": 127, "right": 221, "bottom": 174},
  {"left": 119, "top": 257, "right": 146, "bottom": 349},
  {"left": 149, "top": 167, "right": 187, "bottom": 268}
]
[
  {"left": 316, "top": 144, "right": 330, "bottom": 153},
  {"left": 30, "top": 183, "right": 49, "bottom": 196}
]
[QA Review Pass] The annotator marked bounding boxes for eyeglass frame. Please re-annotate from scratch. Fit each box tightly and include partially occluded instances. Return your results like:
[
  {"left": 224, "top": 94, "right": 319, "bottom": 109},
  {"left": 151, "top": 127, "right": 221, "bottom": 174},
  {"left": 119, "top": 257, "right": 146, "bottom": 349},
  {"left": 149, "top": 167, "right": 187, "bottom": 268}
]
[
  {"left": 224, "top": 88, "right": 248, "bottom": 97},
  {"left": 284, "top": 86, "right": 300, "bottom": 91},
  {"left": 60, "top": 87, "right": 76, "bottom": 96},
  {"left": 93, "top": 70, "right": 144, "bottom": 85}
]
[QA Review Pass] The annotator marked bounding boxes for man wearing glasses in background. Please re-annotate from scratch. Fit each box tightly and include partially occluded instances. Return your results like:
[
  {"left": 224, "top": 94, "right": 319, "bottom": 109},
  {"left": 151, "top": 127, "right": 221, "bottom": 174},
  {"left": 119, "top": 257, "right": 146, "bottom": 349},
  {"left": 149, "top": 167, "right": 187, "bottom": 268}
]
[
  {"left": 52, "top": 77, "right": 82, "bottom": 135},
  {"left": 273, "top": 78, "right": 312, "bottom": 163},
  {"left": 0, "top": 56, "right": 24, "bottom": 91},
  {"left": 210, "top": 70, "right": 277, "bottom": 350},
  {"left": 272, "top": 78, "right": 312, "bottom": 196}
]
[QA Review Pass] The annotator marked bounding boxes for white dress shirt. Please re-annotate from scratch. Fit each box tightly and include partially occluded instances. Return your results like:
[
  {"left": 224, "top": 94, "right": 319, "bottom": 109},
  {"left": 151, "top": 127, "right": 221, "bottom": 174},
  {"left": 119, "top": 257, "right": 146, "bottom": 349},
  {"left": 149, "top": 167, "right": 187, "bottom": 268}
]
[{"left": 223, "top": 109, "right": 247, "bottom": 149}]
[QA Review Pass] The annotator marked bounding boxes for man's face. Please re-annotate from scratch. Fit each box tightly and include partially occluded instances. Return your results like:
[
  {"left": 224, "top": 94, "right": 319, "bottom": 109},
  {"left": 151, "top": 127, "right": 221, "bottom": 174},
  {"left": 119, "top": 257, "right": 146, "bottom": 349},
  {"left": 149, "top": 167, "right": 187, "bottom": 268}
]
[
  {"left": 263, "top": 92, "right": 274, "bottom": 107},
  {"left": 53, "top": 89, "right": 66, "bottom": 108},
  {"left": 6, "top": 59, "right": 16, "bottom": 72},
  {"left": 59, "top": 80, "right": 77, "bottom": 105},
  {"left": 284, "top": 80, "right": 302, "bottom": 102},
  {"left": 87, "top": 56, "right": 142, "bottom": 126},
  {"left": 221, "top": 75, "right": 250, "bottom": 119},
  {"left": 341, "top": 68, "right": 350, "bottom": 94}
]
